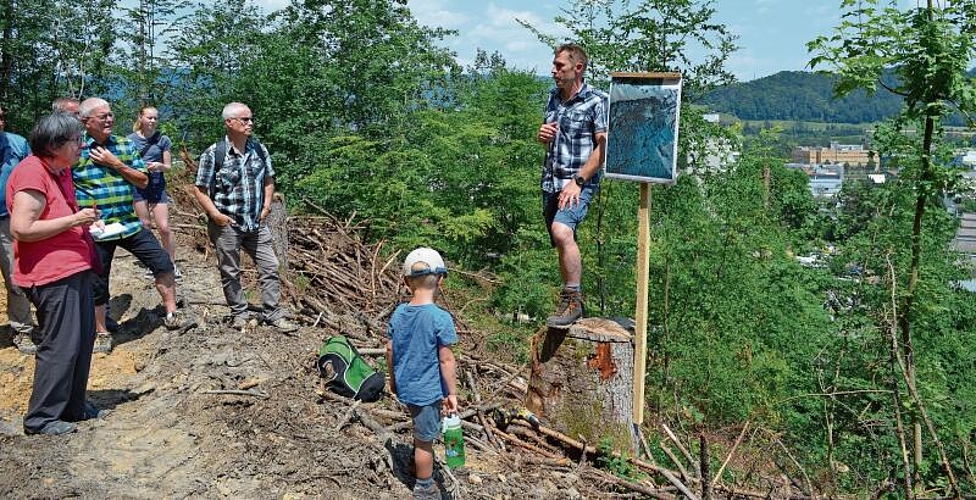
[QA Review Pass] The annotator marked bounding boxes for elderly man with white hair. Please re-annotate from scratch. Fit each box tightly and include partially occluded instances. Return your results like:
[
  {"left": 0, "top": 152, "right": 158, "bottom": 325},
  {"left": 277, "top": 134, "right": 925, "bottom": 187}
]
[
  {"left": 193, "top": 102, "right": 297, "bottom": 333},
  {"left": 73, "top": 98, "right": 187, "bottom": 352}
]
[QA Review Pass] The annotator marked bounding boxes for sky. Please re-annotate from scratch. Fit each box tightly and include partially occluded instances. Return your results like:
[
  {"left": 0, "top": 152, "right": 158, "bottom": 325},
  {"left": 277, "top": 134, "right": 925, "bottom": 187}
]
[{"left": 248, "top": 0, "right": 923, "bottom": 82}]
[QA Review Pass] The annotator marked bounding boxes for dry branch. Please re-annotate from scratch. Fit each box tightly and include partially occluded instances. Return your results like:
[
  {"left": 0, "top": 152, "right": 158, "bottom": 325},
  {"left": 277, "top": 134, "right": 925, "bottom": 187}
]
[
  {"left": 713, "top": 421, "right": 749, "bottom": 486},
  {"left": 201, "top": 389, "right": 269, "bottom": 399},
  {"left": 662, "top": 423, "right": 698, "bottom": 477}
]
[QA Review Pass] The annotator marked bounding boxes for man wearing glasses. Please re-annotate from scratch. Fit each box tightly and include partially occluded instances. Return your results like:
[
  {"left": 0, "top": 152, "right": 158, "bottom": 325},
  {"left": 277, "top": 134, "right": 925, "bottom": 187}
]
[
  {"left": 74, "top": 98, "right": 187, "bottom": 352},
  {"left": 0, "top": 105, "right": 36, "bottom": 354},
  {"left": 193, "top": 102, "right": 297, "bottom": 333}
]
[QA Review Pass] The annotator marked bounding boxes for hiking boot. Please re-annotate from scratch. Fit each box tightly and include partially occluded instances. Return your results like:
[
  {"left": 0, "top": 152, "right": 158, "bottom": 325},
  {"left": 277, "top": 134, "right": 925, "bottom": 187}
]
[
  {"left": 230, "top": 315, "right": 249, "bottom": 329},
  {"left": 13, "top": 333, "right": 37, "bottom": 355},
  {"left": 25, "top": 420, "right": 77, "bottom": 436},
  {"left": 80, "top": 401, "right": 110, "bottom": 421},
  {"left": 412, "top": 481, "right": 441, "bottom": 500},
  {"left": 546, "top": 289, "right": 584, "bottom": 328},
  {"left": 163, "top": 311, "right": 185, "bottom": 330},
  {"left": 92, "top": 332, "right": 113, "bottom": 353},
  {"left": 67, "top": 401, "right": 110, "bottom": 422},
  {"left": 266, "top": 317, "right": 299, "bottom": 333},
  {"left": 167, "top": 311, "right": 198, "bottom": 331}
]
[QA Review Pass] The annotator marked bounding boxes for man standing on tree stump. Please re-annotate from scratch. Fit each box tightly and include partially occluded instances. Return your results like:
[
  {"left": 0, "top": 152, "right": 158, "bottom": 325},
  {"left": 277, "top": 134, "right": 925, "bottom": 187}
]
[
  {"left": 193, "top": 102, "right": 297, "bottom": 333},
  {"left": 536, "top": 43, "right": 608, "bottom": 328}
]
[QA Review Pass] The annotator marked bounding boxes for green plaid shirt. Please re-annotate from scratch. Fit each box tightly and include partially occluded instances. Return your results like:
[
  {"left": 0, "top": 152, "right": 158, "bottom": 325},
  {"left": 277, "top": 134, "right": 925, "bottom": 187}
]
[{"left": 74, "top": 134, "right": 147, "bottom": 240}]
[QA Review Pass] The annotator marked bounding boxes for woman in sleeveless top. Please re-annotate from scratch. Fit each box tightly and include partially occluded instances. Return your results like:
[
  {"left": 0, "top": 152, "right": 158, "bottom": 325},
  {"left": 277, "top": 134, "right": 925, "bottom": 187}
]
[{"left": 128, "top": 106, "right": 179, "bottom": 279}]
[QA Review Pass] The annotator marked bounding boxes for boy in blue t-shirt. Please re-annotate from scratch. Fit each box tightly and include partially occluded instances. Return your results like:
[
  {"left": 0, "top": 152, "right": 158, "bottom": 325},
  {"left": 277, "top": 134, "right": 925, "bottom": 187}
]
[{"left": 386, "top": 247, "right": 459, "bottom": 500}]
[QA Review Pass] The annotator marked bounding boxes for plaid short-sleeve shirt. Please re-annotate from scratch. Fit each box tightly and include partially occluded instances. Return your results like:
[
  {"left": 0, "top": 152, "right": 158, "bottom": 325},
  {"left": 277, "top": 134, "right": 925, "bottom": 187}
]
[
  {"left": 73, "top": 134, "right": 147, "bottom": 240},
  {"left": 194, "top": 137, "right": 274, "bottom": 231},
  {"left": 541, "top": 82, "right": 609, "bottom": 194}
]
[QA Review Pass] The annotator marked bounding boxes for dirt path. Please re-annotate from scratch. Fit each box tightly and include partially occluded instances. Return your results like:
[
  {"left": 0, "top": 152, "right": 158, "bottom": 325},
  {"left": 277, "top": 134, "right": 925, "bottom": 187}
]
[{"left": 0, "top": 242, "right": 420, "bottom": 498}]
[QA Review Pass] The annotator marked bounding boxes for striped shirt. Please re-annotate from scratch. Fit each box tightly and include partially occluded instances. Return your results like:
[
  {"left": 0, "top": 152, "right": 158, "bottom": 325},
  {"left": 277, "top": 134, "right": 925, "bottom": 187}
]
[
  {"left": 194, "top": 137, "right": 274, "bottom": 231},
  {"left": 542, "top": 82, "right": 609, "bottom": 193},
  {"left": 74, "top": 134, "right": 146, "bottom": 240}
]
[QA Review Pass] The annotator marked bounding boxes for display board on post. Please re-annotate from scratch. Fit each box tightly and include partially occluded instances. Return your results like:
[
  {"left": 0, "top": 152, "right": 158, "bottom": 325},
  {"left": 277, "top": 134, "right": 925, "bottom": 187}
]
[{"left": 606, "top": 71, "right": 682, "bottom": 425}]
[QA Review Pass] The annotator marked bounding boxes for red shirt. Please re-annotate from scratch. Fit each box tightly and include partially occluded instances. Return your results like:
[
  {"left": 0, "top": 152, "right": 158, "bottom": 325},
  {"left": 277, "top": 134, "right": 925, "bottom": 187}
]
[{"left": 5, "top": 155, "right": 96, "bottom": 287}]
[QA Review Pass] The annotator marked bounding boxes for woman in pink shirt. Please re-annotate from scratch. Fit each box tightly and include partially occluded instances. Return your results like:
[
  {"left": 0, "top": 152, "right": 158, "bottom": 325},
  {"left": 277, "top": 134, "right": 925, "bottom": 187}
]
[{"left": 7, "top": 113, "right": 101, "bottom": 435}]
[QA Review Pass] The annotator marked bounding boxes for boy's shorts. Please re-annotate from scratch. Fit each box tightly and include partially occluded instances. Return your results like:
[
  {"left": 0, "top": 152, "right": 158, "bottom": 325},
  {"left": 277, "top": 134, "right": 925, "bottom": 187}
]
[
  {"left": 408, "top": 401, "right": 443, "bottom": 443},
  {"left": 543, "top": 184, "right": 599, "bottom": 247}
]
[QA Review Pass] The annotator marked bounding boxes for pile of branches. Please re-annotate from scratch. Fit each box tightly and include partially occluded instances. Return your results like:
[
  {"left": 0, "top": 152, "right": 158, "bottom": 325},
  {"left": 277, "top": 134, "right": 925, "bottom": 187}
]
[{"left": 174, "top": 149, "right": 808, "bottom": 499}]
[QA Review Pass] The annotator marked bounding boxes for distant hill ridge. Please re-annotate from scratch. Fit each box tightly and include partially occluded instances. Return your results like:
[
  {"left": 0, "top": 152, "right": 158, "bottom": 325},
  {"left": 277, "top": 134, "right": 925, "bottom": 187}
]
[{"left": 701, "top": 70, "right": 910, "bottom": 124}]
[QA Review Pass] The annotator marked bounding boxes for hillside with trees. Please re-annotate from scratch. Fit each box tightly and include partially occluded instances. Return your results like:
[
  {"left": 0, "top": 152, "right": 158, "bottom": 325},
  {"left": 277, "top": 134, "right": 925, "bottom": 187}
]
[
  {"left": 1, "top": 0, "right": 975, "bottom": 497},
  {"left": 701, "top": 70, "right": 906, "bottom": 123}
]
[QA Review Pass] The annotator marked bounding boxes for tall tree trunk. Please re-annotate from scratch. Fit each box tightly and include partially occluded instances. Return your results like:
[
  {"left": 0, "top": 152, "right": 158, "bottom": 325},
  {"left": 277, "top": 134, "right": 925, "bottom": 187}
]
[
  {"left": 902, "top": 2, "right": 936, "bottom": 476},
  {"left": 886, "top": 258, "right": 915, "bottom": 498},
  {"left": 900, "top": 105, "right": 932, "bottom": 488},
  {"left": 1, "top": 0, "right": 13, "bottom": 101},
  {"left": 762, "top": 162, "right": 771, "bottom": 210}
]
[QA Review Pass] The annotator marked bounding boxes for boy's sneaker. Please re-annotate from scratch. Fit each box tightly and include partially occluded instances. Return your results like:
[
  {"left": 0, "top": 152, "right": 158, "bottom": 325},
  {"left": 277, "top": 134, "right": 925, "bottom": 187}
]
[
  {"left": 266, "top": 317, "right": 299, "bottom": 333},
  {"left": 412, "top": 481, "right": 440, "bottom": 500},
  {"left": 92, "top": 332, "right": 113, "bottom": 353},
  {"left": 546, "top": 289, "right": 584, "bottom": 328},
  {"left": 13, "top": 332, "right": 37, "bottom": 355}
]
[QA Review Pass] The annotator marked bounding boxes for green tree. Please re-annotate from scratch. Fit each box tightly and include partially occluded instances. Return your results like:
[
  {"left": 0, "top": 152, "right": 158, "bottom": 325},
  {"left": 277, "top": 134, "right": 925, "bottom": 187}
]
[
  {"left": 0, "top": 0, "right": 117, "bottom": 128},
  {"left": 114, "top": 0, "right": 190, "bottom": 109},
  {"left": 169, "top": 0, "right": 267, "bottom": 147},
  {"left": 519, "top": 0, "right": 737, "bottom": 97},
  {"left": 810, "top": 0, "right": 976, "bottom": 495}
]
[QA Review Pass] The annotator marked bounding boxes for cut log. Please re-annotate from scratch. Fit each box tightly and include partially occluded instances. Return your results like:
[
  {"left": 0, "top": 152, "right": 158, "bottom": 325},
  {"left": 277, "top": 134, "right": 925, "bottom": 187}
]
[{"left": 524, "top": 317, "right": 636, "bottom": 453}]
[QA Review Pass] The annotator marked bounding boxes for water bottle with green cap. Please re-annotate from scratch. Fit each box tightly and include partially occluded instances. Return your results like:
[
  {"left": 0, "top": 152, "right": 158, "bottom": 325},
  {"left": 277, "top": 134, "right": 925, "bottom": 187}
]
[{"left": 442, "top": 413, "right": 465, "bottom": 468}]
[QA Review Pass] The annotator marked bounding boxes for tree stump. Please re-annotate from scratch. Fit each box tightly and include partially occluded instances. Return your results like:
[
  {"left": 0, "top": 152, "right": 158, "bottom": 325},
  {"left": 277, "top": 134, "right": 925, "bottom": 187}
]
[
  {"left": 266, "top": 192, "right": 289, "bottom": 273},
  {"left": 524, "top": 317, "right": 636, "bottom": 453}
]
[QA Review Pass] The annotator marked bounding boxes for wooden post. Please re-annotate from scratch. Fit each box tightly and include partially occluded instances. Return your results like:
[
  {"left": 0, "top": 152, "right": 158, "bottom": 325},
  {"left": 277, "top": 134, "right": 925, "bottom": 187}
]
[{"left": 634, "top": 183, "right": 651, "bottom": 424}]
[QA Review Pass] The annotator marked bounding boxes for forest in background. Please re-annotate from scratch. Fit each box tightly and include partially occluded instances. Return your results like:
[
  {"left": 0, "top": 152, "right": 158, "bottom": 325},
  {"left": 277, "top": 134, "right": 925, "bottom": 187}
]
[
  {"left": 2, "top": 0, "right": 976, "bottom": 496},
  {"left": 701, "top": 70, "right": 908, "bottom": 124},
  {"left": 703, "top": 69, "right": 976, "bottom": 128}
]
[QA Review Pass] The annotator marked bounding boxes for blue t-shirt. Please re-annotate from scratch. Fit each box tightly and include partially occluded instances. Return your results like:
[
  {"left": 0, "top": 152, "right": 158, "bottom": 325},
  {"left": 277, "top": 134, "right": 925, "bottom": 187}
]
[
  {"left": 0, "top": 131, "right": 31, "bottom": 217},
  {"left": 387, "top": 303, "right": 458, "bottom": 406},
  {"left": 127, "top": 131, "right": 172, "bottom": 203}
]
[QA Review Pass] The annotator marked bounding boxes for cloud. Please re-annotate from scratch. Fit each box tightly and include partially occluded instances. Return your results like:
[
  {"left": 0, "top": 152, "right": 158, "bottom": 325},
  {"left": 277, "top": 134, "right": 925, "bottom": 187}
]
[
  {"left": 252, "top": 0, "right": 290, "bottom": 13},
  {"left": 459, "top": 3, "right": 568, "bottom": 71},
  {"left": 407, "top": 0, "right": 469, "bottom": 29}
]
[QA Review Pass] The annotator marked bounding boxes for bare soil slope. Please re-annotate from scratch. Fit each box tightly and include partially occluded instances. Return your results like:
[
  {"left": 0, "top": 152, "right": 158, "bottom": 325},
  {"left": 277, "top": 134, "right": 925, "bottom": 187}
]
[{"left": 0, "top": 206, "right": 605, "bottom": 499}]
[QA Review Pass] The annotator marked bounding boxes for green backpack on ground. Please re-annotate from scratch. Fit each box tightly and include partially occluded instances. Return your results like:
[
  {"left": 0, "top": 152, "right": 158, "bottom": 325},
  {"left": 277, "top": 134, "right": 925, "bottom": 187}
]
[{"left": 317, "top": 335, "right": 385, "bottom": 402}]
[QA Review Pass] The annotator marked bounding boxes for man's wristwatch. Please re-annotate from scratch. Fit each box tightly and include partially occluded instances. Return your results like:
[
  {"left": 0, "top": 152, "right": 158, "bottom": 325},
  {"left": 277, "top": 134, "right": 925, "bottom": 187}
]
[{"left": 573, "top": 174, "right": 586, "bottom": 187}]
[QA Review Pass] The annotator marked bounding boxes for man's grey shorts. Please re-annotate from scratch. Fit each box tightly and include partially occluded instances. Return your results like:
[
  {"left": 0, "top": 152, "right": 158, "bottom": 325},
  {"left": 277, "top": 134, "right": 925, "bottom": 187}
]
[
  {"left": 543, "top": 184, "right": 599, "bottom": 246},
  {"left": 408, "top": 401, "right": 443, "bottom": 443}
]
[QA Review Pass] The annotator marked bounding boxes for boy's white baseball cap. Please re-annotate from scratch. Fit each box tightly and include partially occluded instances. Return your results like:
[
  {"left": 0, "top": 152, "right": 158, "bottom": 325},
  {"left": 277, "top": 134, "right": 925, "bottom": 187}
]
[{"left": 402, "top": 247, "right": 448, "bottom": 277}]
